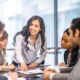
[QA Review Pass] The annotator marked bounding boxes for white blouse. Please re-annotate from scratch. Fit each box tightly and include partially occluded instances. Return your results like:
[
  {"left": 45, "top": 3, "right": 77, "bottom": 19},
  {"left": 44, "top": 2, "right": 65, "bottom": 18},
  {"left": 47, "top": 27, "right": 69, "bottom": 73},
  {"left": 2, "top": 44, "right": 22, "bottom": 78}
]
[{"left": 13, "top": 34, "right": 47, "bottom": 65}]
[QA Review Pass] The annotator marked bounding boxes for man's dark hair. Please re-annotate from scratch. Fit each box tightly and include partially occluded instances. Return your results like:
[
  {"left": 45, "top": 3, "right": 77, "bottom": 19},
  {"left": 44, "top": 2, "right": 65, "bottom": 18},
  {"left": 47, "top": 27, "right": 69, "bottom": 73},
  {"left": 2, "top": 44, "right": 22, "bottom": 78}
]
[
  {"left": 71, "top": 19, "right": 80, "bottom": 36},
  {"left": 71, "top": 18, "right": 80, "bottom": 24}
]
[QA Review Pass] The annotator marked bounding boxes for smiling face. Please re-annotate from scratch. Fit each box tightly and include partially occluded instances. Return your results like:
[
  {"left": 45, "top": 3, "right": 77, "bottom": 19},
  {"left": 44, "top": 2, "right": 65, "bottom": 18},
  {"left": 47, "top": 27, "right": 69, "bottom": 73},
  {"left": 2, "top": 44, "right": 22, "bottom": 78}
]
[
  {"left": 61, "top": 32, "right": 71, "bottom": 49},
  {"left": 29, "top": 20, "right": 41, "bottom": 36}
]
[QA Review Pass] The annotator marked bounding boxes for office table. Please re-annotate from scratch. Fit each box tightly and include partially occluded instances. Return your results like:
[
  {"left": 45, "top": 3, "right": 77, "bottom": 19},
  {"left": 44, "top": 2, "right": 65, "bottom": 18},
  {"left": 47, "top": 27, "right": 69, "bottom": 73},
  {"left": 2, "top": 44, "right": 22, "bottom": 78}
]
[{"left": 0, "top": 65, "right": 49, "bottom": 80}]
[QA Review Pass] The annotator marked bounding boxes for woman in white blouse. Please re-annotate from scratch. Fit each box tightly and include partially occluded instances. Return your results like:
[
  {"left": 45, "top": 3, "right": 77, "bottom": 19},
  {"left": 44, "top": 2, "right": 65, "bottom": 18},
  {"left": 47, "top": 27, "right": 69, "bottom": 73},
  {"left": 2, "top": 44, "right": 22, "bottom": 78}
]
[{"left": 12, "top": 16, "right": 47, "bottom": 71}]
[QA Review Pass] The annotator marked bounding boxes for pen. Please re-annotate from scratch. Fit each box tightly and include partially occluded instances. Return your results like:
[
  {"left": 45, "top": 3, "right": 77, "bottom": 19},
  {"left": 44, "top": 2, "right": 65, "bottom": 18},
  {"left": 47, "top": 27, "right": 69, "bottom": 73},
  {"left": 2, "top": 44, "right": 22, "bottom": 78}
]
[{"left": 26, "top": 78, "right": 32, "bottom": 80}]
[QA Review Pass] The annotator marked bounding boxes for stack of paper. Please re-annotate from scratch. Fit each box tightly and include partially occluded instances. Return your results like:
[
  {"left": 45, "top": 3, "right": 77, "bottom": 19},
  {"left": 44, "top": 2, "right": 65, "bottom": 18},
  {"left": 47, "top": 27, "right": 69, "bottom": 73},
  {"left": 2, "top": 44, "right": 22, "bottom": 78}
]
[{"left": 17, "top": 69, "right": 43, "bottom": 74}]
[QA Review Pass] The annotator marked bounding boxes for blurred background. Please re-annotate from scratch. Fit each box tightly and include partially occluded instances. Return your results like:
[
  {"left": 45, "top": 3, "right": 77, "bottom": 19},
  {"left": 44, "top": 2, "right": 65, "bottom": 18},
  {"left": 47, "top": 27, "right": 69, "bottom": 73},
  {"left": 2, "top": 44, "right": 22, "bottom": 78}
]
[{"left": 0, "top": 0, "right": 80, "bottom": 66}]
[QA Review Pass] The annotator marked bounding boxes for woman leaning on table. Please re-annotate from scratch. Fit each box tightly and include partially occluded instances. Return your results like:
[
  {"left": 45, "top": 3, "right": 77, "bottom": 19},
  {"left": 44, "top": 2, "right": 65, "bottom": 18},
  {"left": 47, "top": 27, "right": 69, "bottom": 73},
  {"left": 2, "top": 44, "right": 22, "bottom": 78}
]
[{"left": 12, "top": 16, "right": 47, "bottom": 71}]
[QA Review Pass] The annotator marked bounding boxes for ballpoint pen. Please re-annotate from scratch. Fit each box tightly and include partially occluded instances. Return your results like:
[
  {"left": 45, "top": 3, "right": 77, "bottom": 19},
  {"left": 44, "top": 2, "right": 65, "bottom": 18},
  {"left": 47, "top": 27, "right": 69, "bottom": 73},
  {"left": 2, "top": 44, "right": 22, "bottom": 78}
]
[{"left": 26, "top": 78, "right": 32, "bottom": 80}]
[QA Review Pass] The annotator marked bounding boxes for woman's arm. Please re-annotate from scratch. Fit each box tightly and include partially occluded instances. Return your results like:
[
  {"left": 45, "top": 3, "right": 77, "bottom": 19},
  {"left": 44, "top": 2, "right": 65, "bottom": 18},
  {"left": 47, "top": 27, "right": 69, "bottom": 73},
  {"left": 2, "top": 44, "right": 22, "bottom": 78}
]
[
  {"left": 34, "top": 36, "right": 47, "bottom": 64},
  {"left": 59, "top": 62, "right": 65, "bottom": 67},
  {"left": 2, "top": 62, "right": 8, "bottom": 66},
  {"left": 0, "top": 64, "right": 15, "bottom": 71},
  {"left": 15, "top": 36, "right": 25, "bottom": 63},
  {"left": 15, "top": 36, "right": 28, "bottom": 71},
  {"left": 0, "top": 66, "right": 9, "bottom": 71}
]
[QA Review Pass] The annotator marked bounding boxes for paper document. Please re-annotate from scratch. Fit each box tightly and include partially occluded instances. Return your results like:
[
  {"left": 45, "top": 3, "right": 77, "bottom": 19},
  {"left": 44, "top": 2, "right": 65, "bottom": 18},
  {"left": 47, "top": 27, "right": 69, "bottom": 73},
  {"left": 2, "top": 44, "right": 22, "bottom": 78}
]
[{"left": 17, "top": 69, "right": 43, "bottom": 74}]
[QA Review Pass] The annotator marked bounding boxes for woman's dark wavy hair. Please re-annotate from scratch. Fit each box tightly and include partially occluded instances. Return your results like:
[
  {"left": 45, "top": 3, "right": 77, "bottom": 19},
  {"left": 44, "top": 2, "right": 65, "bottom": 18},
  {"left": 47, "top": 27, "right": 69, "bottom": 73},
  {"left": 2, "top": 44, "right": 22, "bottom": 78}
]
[
  {"left": 70, "top": 46, "right": 79, "bottom": 65},
  {"left": 63, "top": 28, "right": 69, "bottom": 36},
  {"left": 13, "top": 16, "right": 45, "bottom": 53}
]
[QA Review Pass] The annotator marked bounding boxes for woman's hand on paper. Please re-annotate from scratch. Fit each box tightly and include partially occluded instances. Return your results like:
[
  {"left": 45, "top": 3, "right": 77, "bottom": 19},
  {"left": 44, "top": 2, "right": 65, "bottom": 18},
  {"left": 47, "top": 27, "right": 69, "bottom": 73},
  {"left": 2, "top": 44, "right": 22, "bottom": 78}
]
[
  {"left": 28, "top": 63, "right": 39, "bottom": 68},
  {"left": 21, "top": 62, "right": 28, "bottom": 71}
]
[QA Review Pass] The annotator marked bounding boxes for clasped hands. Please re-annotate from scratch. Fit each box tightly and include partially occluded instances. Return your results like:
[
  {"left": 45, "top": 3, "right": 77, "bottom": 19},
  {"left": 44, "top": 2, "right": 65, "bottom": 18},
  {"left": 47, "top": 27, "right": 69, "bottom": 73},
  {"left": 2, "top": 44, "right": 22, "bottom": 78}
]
[{"left": 43, "top": 68, "right": 56, "bottom": 80}]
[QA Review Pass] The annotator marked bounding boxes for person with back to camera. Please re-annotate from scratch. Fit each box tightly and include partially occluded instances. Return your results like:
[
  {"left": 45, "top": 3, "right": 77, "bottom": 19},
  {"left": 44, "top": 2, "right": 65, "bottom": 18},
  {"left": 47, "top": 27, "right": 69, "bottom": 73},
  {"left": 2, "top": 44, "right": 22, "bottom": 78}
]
[
  {"left": 12, "top": 16, "right": 47, "bottom": 71},
  {"left": 43, "top": 18, "right": 80, "bottom": 80},
  {"left": 59, "top": 28, "right": 79, "bottom": 67}
]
